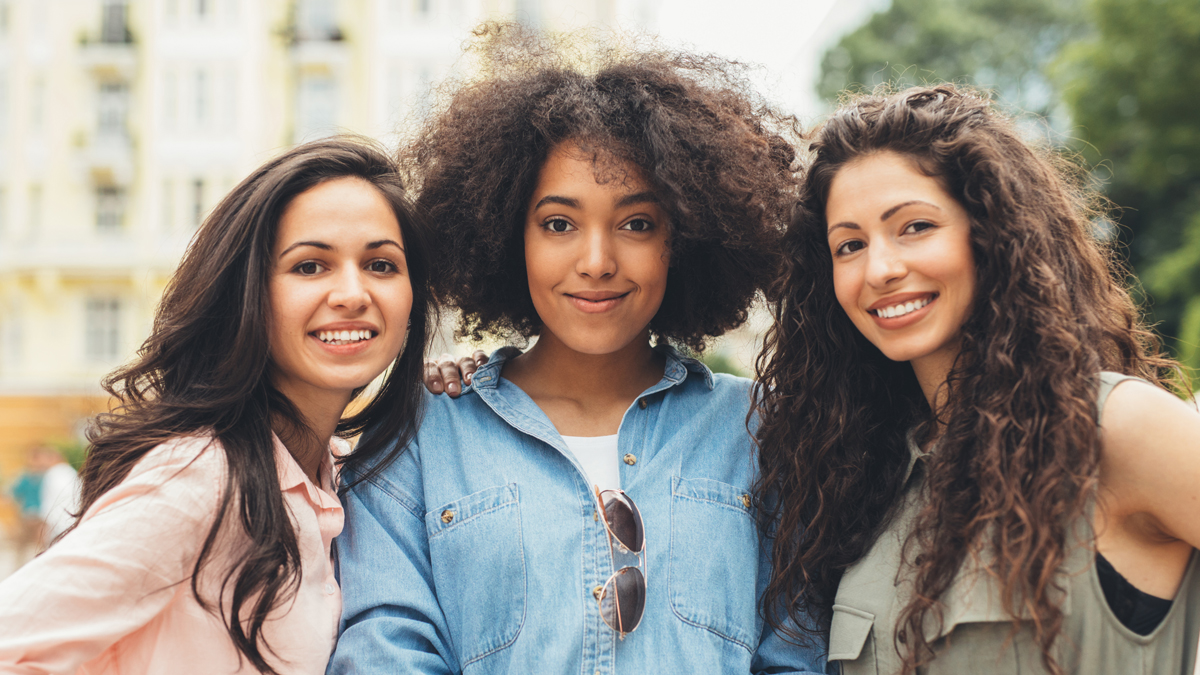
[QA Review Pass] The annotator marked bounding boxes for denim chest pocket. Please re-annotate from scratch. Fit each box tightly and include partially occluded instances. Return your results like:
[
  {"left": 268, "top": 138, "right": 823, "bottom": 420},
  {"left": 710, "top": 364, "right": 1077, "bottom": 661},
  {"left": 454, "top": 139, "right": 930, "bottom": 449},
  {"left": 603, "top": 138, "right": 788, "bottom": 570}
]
[
  {"left": 426, "top": 484, "right": 526, "bottom": 667},
  {"left": 668, "top": 476, "right": 759, "bottom": 651}
]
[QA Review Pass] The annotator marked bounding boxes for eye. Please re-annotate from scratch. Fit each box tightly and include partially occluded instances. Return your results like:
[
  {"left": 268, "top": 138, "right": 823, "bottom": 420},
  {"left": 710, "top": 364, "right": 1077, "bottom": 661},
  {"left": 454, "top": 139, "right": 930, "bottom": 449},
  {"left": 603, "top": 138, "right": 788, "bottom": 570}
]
[
  {"left": 544, "top": 218, "right": 574, "bottom": 233},
  {"left": 293, "top": 261, "right": 324, "bottom": 276},
  {"left": 621, "top": 218, "right": 654, "bottom": 232},
  {"left": 903, "top": 220, "right": 935, "bottom": 234},
  {"left": 834, "top": 240, "right": 865, "bottom": 256},
  {"left": 367, "top": 259, "right": 399, "bottom": 274}
]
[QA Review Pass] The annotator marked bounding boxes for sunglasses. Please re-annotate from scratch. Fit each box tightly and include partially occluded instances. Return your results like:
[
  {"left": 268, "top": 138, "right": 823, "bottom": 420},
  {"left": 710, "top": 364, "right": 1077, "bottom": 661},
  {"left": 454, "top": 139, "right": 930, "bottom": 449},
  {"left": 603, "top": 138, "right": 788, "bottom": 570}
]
[{"left": 594, "top": 486, "right": 647, "bottom": 637}]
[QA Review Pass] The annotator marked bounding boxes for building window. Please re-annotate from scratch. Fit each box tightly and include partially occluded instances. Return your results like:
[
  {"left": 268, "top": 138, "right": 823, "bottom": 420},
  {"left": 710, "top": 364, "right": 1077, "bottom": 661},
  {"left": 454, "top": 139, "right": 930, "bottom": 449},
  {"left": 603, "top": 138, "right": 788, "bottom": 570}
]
[
  {"left": 296, "top": 0, "right": 339, "bottom": 40},
  {"left": 195, "top": 69, "right": 209, "bottom": 128},
  {"left": 192, "top": 178, "right": 204, "bottom": 227},
  {"left": 96, "top": 186, "right": 124, "bottom": 231},
  {"left": 162, "top": 179, "right": 174, "bottom": 232},
  {"left": 31, "top": 76, "right": 44, "bottom": 134},
  {"left": 97, "top": 82, "right": 129, "bottom": 138},
  {"left": 163, "top": 71, "right": 177, "bottom": 131},
  {"left": 85, "top": 298, "right": 121, "bottom": 362},
  {"left": 28, "top": 184, "right": 42, "bottom": 232},
  {"left": 100, "top": 0, "right": 131, "bottom": 43},
  {"left": 295, "top": 75, "right": 337, "bottom": 141},
  {"left": 0, "top": 187, "right": 7, "bottom": 237}
]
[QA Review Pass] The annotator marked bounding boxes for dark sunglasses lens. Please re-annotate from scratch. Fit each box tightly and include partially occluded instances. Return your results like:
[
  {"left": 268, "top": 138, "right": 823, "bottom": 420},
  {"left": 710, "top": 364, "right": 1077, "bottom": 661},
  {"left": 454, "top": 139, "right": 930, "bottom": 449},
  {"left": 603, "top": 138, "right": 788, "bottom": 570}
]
[
  {"left": 600, "top": 566, "right": 646, "bottom": 634},
  {"left": 602, "top": 492, "right": 644, "bottom": 553}
]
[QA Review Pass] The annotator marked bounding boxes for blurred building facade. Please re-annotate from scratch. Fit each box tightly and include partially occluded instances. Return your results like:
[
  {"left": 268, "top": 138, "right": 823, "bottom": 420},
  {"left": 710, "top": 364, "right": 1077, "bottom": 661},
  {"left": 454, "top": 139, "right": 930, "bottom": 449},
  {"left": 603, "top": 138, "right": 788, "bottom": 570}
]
[{"left": 0, "top": 0, "right": 651, "bottom": 482}]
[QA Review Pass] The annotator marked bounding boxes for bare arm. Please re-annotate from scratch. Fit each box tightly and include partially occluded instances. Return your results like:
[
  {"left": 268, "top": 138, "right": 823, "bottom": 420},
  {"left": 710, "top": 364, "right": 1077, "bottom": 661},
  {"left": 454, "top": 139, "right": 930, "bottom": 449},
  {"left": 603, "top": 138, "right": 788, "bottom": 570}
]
[{"left": 1096, "top": 380, "right": 1200, "bottom": 598}]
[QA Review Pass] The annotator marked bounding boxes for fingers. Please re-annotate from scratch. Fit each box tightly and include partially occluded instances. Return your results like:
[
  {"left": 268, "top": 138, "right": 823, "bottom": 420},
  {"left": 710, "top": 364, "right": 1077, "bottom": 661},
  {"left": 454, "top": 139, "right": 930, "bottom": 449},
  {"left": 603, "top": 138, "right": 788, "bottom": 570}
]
[
  {"left": 437, "top": 354, "right": 464, "bottom": 397},
  {"left": 458, "top": 351, "right": 489, "bottom": 386},
  {"left": 423, "top": 351, "right": 489, "bottom": 396},
  {"left": 423, "top": 359, "right": 445, "bottom": 395}
]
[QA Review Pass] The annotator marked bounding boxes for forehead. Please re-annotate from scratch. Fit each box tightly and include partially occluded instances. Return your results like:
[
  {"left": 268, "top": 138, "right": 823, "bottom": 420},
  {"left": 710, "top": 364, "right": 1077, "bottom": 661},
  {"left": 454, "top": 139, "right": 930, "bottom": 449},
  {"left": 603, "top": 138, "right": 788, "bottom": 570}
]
[
  {"left": 826, "top": 152, "right": 955, "bottom": 219},
  {"left": 533, "top": 143, "right": 652, "bottom": 195}
]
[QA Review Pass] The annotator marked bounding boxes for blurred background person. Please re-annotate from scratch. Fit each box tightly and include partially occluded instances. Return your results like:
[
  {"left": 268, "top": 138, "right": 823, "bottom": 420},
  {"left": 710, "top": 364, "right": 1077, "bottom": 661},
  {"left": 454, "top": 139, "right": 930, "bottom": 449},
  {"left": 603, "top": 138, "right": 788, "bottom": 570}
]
[{"left": 33, "top": 445, "right": 79, "bottom": 547}]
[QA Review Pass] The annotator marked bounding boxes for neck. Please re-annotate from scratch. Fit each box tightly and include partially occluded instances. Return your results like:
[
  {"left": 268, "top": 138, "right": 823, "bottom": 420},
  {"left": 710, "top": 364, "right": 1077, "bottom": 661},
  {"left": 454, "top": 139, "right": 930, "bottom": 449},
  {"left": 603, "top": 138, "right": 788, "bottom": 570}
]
[
  {"left": 506, "top": 329, "right": 664, "bottom": 406},
  {"left": 272, "top": 385, "right": 351, "bottom": 485},
  {"left": 910, "top": 346, "right": 961, "bottom": 430}
]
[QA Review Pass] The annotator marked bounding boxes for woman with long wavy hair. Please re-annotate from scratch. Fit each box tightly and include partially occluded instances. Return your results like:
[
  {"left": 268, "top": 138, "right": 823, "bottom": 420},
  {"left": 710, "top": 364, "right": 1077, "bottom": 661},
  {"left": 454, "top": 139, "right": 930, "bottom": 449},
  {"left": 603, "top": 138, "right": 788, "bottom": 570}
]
[
  {"left": 0, "top": 136, "right": 433, "bottom": 674},
  {"left": 755, "top": 85, "right": 1200, "bottom": 674}
]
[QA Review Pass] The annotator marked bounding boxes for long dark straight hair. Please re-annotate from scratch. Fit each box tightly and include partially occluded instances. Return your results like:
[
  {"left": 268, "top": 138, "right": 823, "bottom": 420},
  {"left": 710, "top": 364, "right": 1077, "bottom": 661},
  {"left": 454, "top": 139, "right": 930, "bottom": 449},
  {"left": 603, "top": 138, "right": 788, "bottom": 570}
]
[{"left": 73, "top": 137, "right": 433, "bottom": 673}]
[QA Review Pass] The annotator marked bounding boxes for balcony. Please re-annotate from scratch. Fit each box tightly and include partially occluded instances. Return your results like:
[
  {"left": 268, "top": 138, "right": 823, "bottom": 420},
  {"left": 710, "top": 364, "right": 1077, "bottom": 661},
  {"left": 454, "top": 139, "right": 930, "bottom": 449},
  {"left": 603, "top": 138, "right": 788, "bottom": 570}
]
[
  {"left": 78, "top": 133, "right": 134, "bottom": 186},
  {"left": 78, "top": 3, "right": 136, "bottom": 80}
]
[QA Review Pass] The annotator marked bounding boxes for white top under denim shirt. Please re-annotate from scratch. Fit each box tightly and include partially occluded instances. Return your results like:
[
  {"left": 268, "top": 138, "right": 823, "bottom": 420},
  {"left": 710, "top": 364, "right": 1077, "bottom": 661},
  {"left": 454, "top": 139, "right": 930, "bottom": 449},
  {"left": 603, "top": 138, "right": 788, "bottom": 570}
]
[{"left": 328, "top": 346, "right": 828, "bottom": 674}]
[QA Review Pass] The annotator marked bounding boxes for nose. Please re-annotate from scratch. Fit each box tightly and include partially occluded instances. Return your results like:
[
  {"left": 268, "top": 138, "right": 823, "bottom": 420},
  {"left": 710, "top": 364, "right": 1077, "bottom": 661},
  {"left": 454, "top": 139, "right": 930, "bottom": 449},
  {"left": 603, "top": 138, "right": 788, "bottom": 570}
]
[
  {"left": 576, "top": 227, "right": 617, "bottom": 279},
  {"left": 327, "top": 266, "right": 370, "bottom": 311},
  {"left": 864, "top": 240, "right": 907, "bottom": 288}
]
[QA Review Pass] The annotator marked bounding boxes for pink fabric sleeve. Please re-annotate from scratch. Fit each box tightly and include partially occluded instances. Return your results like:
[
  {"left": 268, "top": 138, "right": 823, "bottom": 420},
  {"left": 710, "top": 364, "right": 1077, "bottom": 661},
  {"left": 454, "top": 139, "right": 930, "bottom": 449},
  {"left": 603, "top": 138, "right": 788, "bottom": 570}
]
[{"left": 0, "top": 437, "right": 227, "bottom": 673}]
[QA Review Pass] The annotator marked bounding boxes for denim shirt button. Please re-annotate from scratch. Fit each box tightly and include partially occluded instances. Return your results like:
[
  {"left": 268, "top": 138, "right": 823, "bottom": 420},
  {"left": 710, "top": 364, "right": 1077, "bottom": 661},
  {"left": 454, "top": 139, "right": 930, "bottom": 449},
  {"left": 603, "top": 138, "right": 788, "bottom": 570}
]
[
  {"left": 592, "top": 585, "right": 604, "bottom": 601},
  {"left": 637, "top": 398, "right": 648, "bottom": 409},
  {"left": 623, "top": 453, "right": 637, "bottom": 466},
  {"left": 740, "top": 494, "right": 751, "bottom": 509},
  {"left": 441, "top": 509, "right": 455, "bottom": 524}
]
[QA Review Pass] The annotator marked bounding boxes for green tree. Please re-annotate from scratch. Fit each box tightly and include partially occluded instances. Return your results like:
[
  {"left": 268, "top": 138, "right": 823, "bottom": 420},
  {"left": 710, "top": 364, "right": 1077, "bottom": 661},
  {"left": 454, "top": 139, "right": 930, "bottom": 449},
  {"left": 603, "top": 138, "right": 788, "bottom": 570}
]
[
  {"left": 818, "top": 0, "right": 1086, "bottom": 118},
  {"left": 1054, "top": 0, "right": 1200, "bottom": 370}
]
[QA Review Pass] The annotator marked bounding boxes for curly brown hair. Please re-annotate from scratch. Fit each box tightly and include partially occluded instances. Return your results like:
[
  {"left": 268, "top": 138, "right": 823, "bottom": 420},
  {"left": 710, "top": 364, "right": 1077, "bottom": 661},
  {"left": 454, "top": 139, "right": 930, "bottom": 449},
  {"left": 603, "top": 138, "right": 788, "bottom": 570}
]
[
  {"left": 403, "top": 23, "right": 800, "bottom": 351},
  {"left": 753, "top": 85, "right": 1186, "bottom": 673}
]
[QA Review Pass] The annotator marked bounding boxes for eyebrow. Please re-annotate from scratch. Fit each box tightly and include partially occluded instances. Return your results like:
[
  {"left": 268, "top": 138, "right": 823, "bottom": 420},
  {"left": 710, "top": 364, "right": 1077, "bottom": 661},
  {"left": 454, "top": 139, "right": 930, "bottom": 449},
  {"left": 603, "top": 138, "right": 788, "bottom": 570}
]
[
  {"left": 827, "top": 200, "right": 943, "bottom": 235},
  {"left": 279, "top": 239, "right": 404, "bottom": 257},
  {"left": 881, "top": 200, "right": 941, "bottom": 221},
  {"left": 532, "top": 191, "right": 660, "bottom": 212}
]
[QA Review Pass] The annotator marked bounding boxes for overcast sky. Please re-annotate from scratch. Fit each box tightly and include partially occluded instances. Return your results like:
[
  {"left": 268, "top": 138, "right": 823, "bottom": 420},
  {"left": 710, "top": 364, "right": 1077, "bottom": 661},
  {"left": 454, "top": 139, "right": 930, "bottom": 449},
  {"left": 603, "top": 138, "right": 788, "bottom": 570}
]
[{"left": 647, "top": 0, "right": 884, "bottom": 121}]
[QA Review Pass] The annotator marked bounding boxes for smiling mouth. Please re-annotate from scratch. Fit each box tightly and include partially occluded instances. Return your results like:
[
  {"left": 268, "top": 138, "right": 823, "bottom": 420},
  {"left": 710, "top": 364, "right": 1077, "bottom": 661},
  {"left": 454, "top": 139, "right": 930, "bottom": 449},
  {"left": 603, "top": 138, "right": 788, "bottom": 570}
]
[
  {"left": 313, "top": 329, "right": 377, "bottom": 345},
  {"left": 566, "top": 292, "right": 630, "bottom": 303},
  {"left": 870, "top": 294, "right": 937, "bottom": 319}
]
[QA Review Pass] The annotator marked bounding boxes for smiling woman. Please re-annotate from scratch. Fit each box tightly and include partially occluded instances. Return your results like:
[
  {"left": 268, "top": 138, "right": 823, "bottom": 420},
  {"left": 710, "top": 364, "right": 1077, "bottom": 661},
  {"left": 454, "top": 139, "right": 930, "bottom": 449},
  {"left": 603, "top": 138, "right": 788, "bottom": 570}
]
[
  {"left": 0, "top": 137, "right": 433, "bottom": 674},
  {"left": 326, "top": 22, "right": 826, "bottom": 675},
  {"left": 755, "top": 85, "right": 1200, "bottom": 675}
]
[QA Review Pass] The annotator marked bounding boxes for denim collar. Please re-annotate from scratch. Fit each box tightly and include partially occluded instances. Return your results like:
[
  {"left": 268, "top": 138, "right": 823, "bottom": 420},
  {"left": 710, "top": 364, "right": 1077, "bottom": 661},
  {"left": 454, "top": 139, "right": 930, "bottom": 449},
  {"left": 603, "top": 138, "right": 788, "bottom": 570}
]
[{"left": 467, "top": 343, "right": 715, "bottom": 394}]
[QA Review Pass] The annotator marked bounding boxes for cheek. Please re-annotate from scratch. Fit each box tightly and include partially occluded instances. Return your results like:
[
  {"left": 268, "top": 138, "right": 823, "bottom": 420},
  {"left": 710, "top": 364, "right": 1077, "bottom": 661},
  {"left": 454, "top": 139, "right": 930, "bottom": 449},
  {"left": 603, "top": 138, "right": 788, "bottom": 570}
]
[{"left": 831, "top": 264, "right": 861, "bottom": 316}]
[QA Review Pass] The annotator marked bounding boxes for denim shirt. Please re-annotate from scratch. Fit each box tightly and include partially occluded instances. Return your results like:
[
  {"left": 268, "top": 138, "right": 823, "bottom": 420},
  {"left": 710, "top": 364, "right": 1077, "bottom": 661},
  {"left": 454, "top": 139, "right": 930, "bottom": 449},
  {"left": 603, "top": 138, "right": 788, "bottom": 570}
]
[{"left": 328, "top": 346, "right": 828, "bottom": 675}]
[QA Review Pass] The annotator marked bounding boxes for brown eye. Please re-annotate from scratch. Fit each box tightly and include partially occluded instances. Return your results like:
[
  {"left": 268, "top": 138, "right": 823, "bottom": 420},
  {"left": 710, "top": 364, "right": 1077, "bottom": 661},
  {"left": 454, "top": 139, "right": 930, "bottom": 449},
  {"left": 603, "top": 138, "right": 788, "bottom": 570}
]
[
  {"left": 621, "top": 218, "right": 653, "bottom": 232},
  {"left": 835, "top": 240, "right": 864, "bottom": 256},
  {"left": 295, "top": 261, "right": 322, "bottom": 275},
  {"left": 545, "top": 218, "right": 573, "bottom": 233},
  {"left": 368, "top": 260, "right": 398, "bottom": 274}
]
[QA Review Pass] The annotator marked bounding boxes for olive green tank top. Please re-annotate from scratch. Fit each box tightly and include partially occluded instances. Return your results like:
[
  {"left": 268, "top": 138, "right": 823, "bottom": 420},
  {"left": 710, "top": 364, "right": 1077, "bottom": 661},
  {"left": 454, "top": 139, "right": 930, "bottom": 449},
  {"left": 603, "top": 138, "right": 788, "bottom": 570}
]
[{"left": 828, "top": 372, "right": 1200, "bottom": 674}]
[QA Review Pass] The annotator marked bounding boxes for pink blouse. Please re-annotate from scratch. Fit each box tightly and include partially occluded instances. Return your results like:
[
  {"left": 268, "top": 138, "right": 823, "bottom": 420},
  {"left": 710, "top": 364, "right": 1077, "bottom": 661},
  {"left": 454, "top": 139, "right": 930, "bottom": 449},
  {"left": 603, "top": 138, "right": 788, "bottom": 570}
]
[{"left": 0, "top": 433, "right": 347, "bottom": 674}]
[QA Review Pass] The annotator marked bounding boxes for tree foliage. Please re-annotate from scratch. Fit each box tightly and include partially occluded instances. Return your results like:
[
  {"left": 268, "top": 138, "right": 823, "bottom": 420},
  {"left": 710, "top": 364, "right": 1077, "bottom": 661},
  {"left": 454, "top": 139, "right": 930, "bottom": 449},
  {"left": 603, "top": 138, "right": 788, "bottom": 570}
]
[
  {"left": 818, "top": 0, "right": 1086, "bottom": 117},
  {"left": 1054, "top": 0, "right": 1200, "bottom": 369}
]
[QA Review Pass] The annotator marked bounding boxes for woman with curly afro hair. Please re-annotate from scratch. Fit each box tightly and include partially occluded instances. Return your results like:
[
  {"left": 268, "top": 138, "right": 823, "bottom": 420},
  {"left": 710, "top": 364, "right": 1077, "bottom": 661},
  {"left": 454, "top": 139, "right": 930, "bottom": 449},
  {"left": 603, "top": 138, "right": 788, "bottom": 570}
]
[
  {"left": 755, "top": 84, "right": 1200, "bottom": 675},
  {"left": 328, "top": 23, "right": 827, "bottom": 675}
]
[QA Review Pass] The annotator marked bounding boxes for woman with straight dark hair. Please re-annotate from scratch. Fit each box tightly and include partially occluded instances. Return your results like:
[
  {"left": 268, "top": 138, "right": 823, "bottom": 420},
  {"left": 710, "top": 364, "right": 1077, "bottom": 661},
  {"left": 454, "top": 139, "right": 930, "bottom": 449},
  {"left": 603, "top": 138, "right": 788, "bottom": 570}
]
[
  {"left": 755, "top": 85, "right": 1200, "bottom": 674},
  {"left": 0, "top": 136, "right": 433, "bottom": 674}
]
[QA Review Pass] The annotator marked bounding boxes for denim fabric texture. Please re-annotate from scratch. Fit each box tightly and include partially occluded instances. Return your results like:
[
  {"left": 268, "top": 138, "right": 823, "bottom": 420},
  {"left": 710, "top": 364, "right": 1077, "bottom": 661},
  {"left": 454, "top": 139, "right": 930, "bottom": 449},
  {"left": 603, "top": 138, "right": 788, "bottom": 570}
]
[{"left": 327, "top": 346, "right": 828, "bottom": 674}]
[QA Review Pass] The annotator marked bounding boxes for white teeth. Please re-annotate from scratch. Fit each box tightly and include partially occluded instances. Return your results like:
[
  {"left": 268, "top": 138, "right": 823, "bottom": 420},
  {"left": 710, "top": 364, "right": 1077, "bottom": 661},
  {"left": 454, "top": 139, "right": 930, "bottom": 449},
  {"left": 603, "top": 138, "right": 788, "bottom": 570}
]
[
  {"left": 876, "top": 296, "right": 932, "bottom": 318},
  {"left": 316, "top": 329, "right": 373, "bottom": 344}
]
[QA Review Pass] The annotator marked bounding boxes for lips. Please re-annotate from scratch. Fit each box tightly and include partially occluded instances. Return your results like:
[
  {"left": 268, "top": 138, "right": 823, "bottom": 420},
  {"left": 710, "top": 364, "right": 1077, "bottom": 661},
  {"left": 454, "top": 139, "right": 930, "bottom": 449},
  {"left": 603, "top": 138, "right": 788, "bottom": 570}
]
[{"left": 565, "top": 290, "right": 631, "bottom": 313}]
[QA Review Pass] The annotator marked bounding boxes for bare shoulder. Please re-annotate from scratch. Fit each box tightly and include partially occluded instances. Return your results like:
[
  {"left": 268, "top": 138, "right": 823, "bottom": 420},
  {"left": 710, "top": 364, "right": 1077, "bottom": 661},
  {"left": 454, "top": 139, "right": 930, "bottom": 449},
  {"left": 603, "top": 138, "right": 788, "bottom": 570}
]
[
  {"left": 1099, "top": 378, "right": 1200, "bottom": 544},
  {"left": 1101, "top": 379, "right": 1200, "bottom": 459}
]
